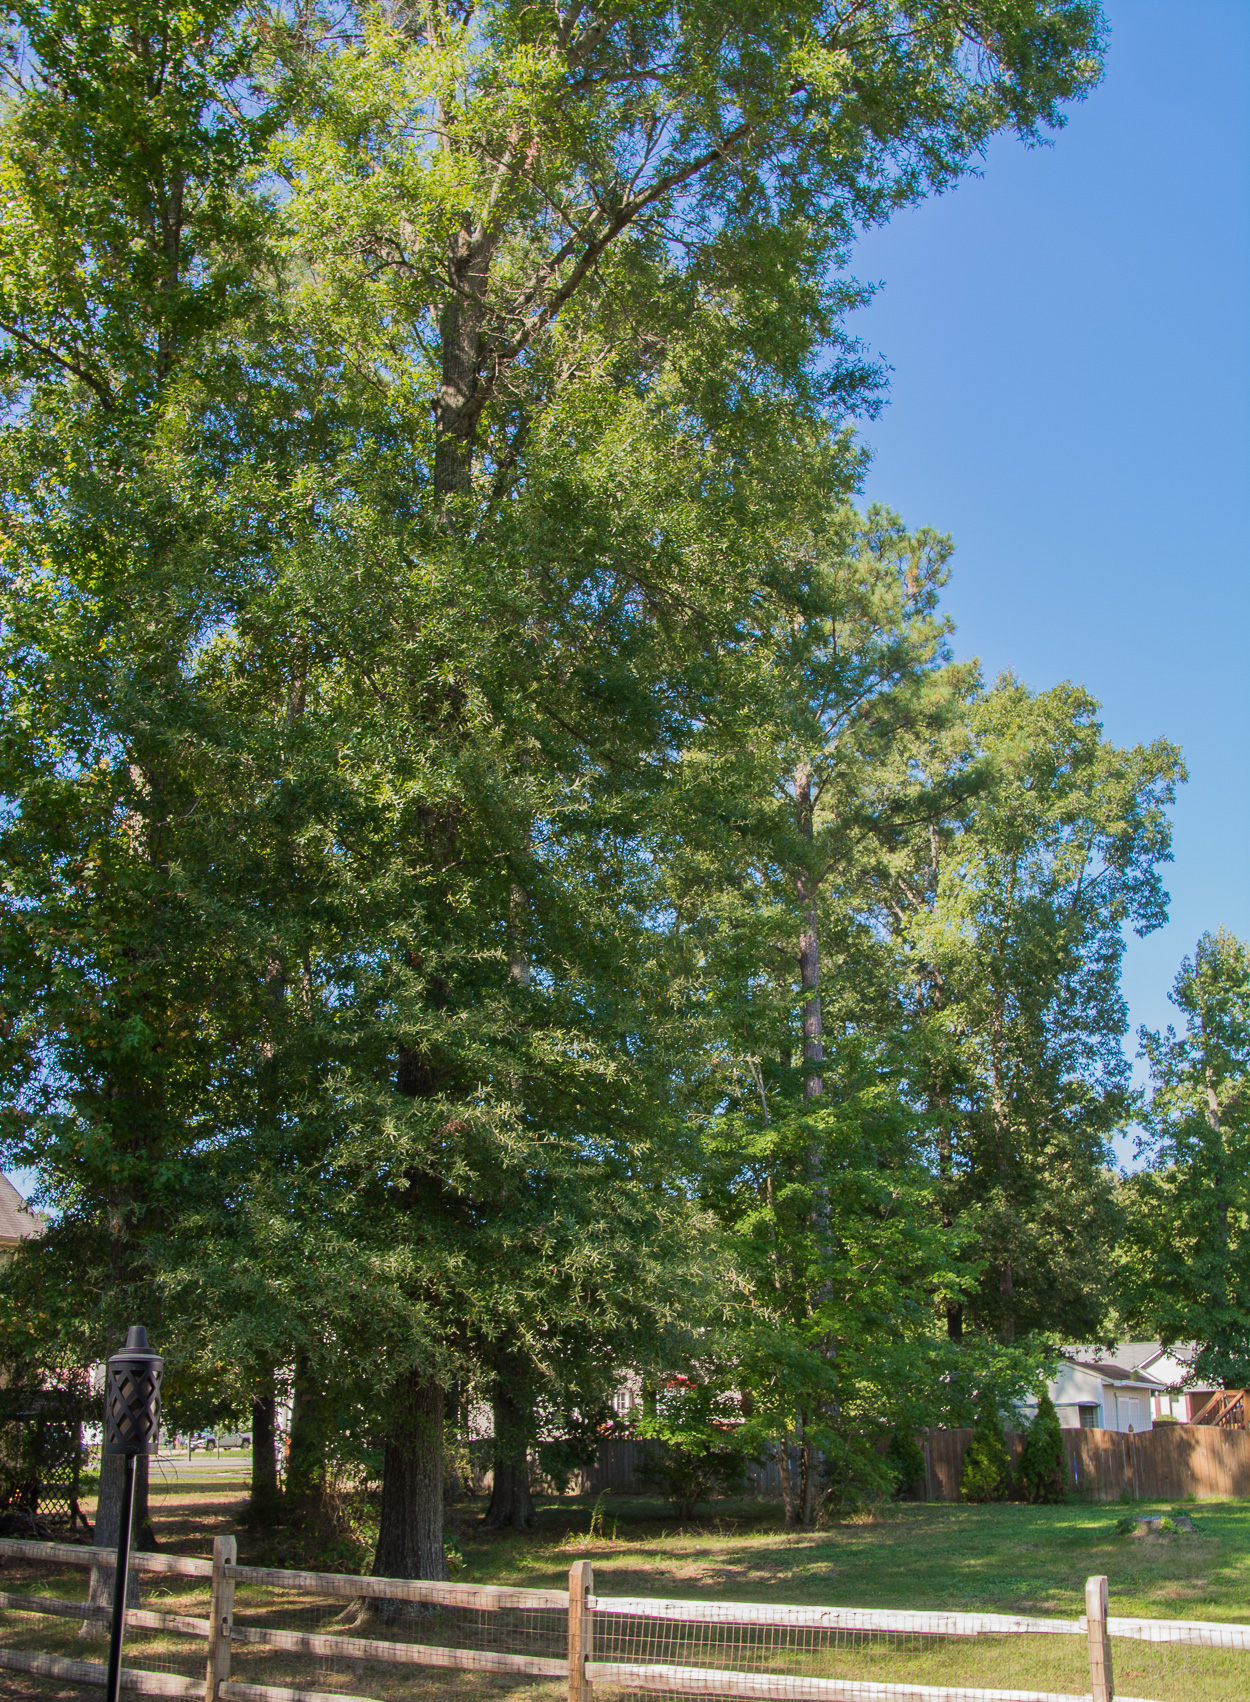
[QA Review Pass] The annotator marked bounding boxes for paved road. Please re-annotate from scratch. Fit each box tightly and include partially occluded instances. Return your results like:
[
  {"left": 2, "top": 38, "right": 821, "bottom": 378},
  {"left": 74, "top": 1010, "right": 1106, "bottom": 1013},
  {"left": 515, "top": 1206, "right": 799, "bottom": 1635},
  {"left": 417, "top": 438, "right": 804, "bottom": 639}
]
[{"left": 146, "top": 1451, "right": 254, "bottom": 1485}]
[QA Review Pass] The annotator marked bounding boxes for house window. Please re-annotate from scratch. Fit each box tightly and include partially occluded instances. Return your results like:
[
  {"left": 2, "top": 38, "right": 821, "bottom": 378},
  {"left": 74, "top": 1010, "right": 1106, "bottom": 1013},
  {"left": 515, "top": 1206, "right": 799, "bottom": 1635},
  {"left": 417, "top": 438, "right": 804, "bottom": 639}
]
[{"left": 1080, "top": 1407, "right": 1098, "bottom": 1429}]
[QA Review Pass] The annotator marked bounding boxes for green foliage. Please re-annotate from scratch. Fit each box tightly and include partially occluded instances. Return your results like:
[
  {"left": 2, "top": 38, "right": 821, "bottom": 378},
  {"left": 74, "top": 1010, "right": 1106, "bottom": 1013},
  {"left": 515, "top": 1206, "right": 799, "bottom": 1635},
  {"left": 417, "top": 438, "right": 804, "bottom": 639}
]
[
  {"left": 0, "top": 0, "right": 1121, "bottom": 1573},
  {"left": 637, "top": 1383, "right": 758, "bottom": 1521},
  {"left": 886, "top": 1428, "right": 927, "bottom": 1499},
  {"left": 1117, "top": 932, "right": 1250, "bottom": 1387},
  {"left": 1018, "top": 1392, "right": 1067, "bottom": 1504},
  {"left": 960, "top": 1402, "right": 1012, "bottom": 1504}
]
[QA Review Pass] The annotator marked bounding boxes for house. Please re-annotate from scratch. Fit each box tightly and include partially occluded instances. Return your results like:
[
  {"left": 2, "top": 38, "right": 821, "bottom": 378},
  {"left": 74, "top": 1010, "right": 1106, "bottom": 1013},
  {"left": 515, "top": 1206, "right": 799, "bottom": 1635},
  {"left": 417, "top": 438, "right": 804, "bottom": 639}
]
[
  {"left": 1074, "top": 1341, "right": 1222, "bottom": 1423},
  {"left": 1123, "top": 1342, "right": 1221, "bottom": 1423},
  {"left": 1044, "top": 1354, "right": 1165, "bottom": 1432},
  {"left": 0, "top": 1175, "right": 44, "bottom": 1264}
]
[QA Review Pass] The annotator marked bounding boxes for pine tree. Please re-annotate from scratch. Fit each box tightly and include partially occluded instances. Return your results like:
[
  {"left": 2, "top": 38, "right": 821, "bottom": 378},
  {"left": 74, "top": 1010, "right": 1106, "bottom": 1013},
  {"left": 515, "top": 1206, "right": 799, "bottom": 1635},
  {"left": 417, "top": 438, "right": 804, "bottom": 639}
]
[{"left": 1018, "top": 1391, "right": 1067, "bottom": 1504}]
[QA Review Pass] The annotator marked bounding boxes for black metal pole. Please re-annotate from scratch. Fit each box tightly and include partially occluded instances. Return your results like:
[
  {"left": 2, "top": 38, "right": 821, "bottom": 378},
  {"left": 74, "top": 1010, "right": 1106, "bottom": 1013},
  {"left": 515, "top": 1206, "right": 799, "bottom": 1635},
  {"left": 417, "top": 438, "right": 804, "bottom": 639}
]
[{"left": 104, "top": 1451, "right": 137, "bottom": 1702}]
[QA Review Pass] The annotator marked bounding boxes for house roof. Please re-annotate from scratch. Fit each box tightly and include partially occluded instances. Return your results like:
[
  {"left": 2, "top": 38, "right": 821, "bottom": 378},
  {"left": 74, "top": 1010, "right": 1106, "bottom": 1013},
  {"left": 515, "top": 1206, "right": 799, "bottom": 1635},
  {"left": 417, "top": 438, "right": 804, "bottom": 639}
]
[
  {"left": 0, "top": 1175, "right": 45, "bottom": 1244},
  {"left": 1106, "top": 1341, "right": 1163, "bottom": 1371},
  {"left": 1070, "top": 1359, "right": 1163, "bottom": 1388}
]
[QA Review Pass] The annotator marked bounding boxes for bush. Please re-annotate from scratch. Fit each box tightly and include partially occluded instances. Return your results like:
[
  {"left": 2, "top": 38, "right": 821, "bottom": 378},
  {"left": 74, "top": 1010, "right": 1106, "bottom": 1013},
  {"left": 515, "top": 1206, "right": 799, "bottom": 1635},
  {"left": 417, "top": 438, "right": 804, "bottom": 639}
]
[
  {"left": 960, "top": 1402, "right": 1011, "bottom": 1502},
  {"left": 886, "top": 1427, "right": 926, "bottom": 1499},
  {"left": 1017, "top": 1392, "right": 1067, "bottom": 1503},
  {"left": 636, "top": 1383, "right": 756, "bottom": 1519}
]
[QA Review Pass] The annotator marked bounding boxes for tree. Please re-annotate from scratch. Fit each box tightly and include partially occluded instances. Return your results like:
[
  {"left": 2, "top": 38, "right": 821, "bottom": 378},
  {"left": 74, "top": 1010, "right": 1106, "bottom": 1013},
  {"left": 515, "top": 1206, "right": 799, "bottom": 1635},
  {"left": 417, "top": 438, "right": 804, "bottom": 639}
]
[
  {"left": 1118, "top": 932, "right": 1250, "bottom": 1387},
  {"left": 258, "top": 0, "right": 1106, "bottom": 1566},
  {"left": 0, "top": 0, "right": 280, "bottom": 1596},
  {"left": 1018, "top": 1390, "right": 1065, "bottom": 1503},
  {"left": 1, "top": 0, "right": 1108, "bottom": 1582},
  {"left": 960, "top": 1398, "right": 1011, "bottom": 1502},
  {"left": 883, "top": 679, "right": 1184, "bottom": 1344}
]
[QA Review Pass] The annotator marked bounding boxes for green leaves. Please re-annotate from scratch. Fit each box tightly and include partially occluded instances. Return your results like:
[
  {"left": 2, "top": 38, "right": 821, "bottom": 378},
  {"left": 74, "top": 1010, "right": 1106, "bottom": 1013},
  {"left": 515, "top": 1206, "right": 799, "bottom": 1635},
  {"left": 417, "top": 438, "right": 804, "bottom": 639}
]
[
  {"left": 1119, "top": 931, "right": 1250, "bottom": 1386},
  {"left": 0, "top": 0, "right": 275, "bottom": 410}
]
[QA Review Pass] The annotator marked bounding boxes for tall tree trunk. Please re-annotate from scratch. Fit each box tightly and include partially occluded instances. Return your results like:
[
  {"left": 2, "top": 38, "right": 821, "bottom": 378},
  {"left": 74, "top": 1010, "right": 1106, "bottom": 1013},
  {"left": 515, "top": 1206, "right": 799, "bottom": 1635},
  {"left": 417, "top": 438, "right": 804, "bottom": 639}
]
[
  {"left": 798, "top": 1416, "right": 819, "bottom": 1528},
  {"left": 794, "top": 762, "right": 828, "bottom": 1523},
  {"left": 990, "top": 987, "right": 1016, "bottom": 1344},
  {"left": 250, "top": 1369, "right": 280, "bottom": 1523},
  {"left": 433, "top": 223, "right": 493, "bottom": 511},
  {"left": 373, "top": 1371, "right": 447, "bottom": 1590},
  {"left": 484, "top": 1369, "right": 536, "bottom": 1530},
  {"left": 794, "top": 764, "right": 824, "bottom": 1101},
  {"left": 933, "top": 1080, "right": 963, "bottom": 1341},
  {"left": 82, "top": 1455, "right": 140, "bottom": 1630},
  {"left": 998, "top": 1263, "right": 1015, "bottom": 1344},
  {"left": 370, "top": 196, "right": 495, "bottom": 1588},
  {"left": 776, "top": 1439, "right": 797, "bottom": 1529},
  {"left": 285, "top": 1354, "right": 329, "bottom": 1523}
]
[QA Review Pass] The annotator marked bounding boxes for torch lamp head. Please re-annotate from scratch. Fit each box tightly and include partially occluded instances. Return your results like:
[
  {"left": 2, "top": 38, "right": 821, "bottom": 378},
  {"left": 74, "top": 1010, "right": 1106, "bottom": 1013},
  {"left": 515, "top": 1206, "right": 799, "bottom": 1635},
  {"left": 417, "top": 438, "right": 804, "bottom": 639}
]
[{"left": 103, "top": 1325, "right": 164, "bottom": 1457}]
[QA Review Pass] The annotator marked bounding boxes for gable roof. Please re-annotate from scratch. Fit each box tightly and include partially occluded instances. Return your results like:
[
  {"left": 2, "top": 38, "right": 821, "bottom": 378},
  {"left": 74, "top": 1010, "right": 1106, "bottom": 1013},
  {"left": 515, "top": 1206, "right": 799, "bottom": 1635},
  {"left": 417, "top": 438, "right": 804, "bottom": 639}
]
[
  {"left": 0, "top": 1175, "right": 45, "bottom": 1245},
  {"left": 1070, "top": 1359, "right": 1163, "bottom": 1388}
]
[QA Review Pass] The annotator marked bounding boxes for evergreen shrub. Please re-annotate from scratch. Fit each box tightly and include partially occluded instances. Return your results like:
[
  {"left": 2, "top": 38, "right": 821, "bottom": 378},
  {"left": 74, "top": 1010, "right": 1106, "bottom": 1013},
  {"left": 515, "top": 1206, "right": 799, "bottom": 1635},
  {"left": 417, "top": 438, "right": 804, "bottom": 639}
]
[
  {"left": 886, "top": 1427, "right": 926, "bottom": 1498},
  {"left": 960, "top": 1401, "right": 1011, "bottom": 1502},
  {"left": 1018, "top": 1392, "right": 1067, "bottom": 1503}
]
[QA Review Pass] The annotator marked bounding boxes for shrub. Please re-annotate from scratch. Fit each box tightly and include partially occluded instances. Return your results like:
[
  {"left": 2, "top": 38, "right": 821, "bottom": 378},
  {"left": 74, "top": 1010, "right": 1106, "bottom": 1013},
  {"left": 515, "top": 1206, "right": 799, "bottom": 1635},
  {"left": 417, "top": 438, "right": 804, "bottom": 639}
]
[
  {"left": 960, "top": 1402, "right": 1011, "bottom": 1502},
  {"left": 636, "top": 1383, "right": 755, "bottom": 1519},
  {"left": 822, "top": 1431, "right": 897, "bottom": 1515},
  {"left": 1017, "top": 1392, "right": 1067, "bottom": 1503},
  {"left": 886, "top": 1427, "right": 926, "bottom": 1499}
]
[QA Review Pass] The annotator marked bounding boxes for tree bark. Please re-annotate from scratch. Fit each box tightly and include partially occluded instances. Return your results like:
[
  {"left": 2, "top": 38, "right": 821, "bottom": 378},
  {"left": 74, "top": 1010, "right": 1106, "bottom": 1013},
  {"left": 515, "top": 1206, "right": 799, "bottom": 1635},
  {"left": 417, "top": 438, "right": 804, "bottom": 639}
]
[
  {"left": 776, "top": 1439, "right": 797, "bottom": 1529},
  {"left": 990, "top": 986, "right": 1016, "bottom": 1344},
  {"left": 285, "top": 1354, "right": 329, "bottom": 1523},
  {"left": 933, "top": 1080, "right": 963, "bottom": 1341},
  {"left": 794, "top": 764, "right": 823, "bottom": 1102},
  {"left": 373, "top": 1371, "right": 447, "bottom": 1593},
  {"left": 250, "top": 1372, "right": 281, "bottom": 1523},
  {"left": 798, "top": 1418, "right": 819, "bottom": 1528},
  {"left": 483, "top": 1371, "right": 536, "bottom": 1530},
  {"left": 998, "top": 1263, "right": 1015, "bottom": 1344},
  {"left": 82, "top": 1455, "right": 140, "bottom": 1630}
]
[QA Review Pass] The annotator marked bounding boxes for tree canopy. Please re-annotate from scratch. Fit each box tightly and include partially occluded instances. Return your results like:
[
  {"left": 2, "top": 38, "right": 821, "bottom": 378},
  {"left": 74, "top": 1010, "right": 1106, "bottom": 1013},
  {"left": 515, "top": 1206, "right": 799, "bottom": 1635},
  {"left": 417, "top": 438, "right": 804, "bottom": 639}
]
[{"left": 1, "top": 0, "right": 1217, "bottom": 1566}]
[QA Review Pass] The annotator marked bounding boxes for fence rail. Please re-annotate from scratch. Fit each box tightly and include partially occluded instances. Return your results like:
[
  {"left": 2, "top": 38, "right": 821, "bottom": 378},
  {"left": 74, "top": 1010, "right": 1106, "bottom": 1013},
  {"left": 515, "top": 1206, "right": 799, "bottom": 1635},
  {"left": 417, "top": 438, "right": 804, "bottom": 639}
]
[{"left": 2, "top": 1536, "right": 1248, "bottom": 1701}]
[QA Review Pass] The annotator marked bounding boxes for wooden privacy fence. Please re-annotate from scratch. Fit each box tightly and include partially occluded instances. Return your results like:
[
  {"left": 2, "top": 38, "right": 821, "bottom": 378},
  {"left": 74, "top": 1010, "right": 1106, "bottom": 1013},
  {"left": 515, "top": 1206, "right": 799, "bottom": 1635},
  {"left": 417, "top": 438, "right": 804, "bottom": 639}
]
[
  {"left": 3, "top": 1538, "right": 1250, "bottom": 1702},
  {"left": 547, "top": 1427, "right": 1250, "bottom": 1505},
  {"left": 922, "top": 1425, "right": 1250, "bottom": 1503}
]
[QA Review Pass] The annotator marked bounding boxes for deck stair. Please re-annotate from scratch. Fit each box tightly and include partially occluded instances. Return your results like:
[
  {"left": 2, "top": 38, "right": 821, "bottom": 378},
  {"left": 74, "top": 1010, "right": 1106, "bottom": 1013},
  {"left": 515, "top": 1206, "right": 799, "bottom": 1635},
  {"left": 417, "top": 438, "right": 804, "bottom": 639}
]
[{"left": 1192, "top": 1388, "right": 1248, "bottom": 1428}]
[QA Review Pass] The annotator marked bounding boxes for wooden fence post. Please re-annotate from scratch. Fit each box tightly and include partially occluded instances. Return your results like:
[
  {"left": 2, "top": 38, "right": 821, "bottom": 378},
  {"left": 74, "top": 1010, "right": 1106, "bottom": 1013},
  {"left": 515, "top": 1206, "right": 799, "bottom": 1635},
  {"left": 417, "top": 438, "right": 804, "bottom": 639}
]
[
  {"left": 204, "top": 1533, "right": 236, "bottom": 1702},
  {"left": 1085, "top": 1573, "right": 1113, "bottom": 1702},
  {"left": 568, "top": 1558, "right": 593, "bottom": 1702}
]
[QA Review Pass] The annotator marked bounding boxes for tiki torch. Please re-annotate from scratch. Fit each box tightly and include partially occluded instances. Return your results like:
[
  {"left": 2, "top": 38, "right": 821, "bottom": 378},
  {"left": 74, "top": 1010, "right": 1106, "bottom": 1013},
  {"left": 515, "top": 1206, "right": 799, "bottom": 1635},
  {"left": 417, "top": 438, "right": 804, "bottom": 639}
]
[{"left": 102, "top": 1325, "right": 163, "bottom": 1702}]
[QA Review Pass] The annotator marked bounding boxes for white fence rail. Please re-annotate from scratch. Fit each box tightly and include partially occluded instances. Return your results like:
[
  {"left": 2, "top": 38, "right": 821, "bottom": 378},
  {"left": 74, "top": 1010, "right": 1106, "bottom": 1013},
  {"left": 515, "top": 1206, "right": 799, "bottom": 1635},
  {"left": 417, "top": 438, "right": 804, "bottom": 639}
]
[{"left": 1, "top": 1535, "right": 1246, "bottom": 1702}]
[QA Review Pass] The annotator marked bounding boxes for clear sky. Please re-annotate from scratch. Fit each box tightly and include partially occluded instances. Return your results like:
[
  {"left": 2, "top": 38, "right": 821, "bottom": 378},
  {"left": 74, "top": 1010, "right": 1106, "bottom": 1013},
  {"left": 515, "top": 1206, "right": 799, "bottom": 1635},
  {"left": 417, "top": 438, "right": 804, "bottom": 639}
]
[{"left": 846, "top": 0, "right": 1249, "bottom": 1153}]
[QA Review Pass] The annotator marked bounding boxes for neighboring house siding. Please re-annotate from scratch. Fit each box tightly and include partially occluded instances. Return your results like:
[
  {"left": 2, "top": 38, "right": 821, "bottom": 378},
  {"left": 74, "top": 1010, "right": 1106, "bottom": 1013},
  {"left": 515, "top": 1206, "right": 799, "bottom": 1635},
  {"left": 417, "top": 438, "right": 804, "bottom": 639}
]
[
  {"left": 0, "top": 1174, "right": 44, "bottom": 1264},
  {"left": 1044, "top": 1356, "right": 1163, "bottom": 1432}
]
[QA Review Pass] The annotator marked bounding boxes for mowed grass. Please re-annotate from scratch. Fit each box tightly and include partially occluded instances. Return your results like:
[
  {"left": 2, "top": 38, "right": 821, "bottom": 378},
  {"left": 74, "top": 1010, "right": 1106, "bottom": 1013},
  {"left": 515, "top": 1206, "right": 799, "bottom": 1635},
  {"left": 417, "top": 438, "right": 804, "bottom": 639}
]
[
  {"left": 4, "top": 1476, "right": 1250, "bottom": 1700},
  {"left": 461, "top": 1491, "right": 1250, "bottom": 1623}
]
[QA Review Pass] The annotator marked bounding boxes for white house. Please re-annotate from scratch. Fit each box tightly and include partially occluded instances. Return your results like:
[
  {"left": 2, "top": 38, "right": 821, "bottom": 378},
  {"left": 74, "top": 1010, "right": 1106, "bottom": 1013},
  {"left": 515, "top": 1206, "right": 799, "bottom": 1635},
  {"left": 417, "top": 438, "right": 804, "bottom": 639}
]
[
  {"left": 1124, "top": 1342, "right": 1222, "bottom": 1423},
  {"left": 1044, "top": 1355, "right": 1164, "bottom": 1432}
]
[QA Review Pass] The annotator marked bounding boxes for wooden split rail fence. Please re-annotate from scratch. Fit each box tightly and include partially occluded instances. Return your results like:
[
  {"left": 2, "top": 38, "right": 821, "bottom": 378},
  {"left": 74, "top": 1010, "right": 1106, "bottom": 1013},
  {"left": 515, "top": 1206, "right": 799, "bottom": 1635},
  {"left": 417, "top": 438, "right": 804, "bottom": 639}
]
[{"left": 1, "top": 1536, "right": 1248, "bottom": 1702}]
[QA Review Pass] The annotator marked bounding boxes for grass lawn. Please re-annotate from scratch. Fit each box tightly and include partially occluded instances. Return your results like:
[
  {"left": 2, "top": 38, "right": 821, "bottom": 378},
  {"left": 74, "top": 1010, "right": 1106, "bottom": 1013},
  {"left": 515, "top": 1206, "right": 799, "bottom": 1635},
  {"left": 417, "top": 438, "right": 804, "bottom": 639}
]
[
  {"left": 3, "top": 1476, "right": 1249, "bottom": 1701},
  {"left": 460, "top": 1490, "right": 1250, "bottom": 1624}
]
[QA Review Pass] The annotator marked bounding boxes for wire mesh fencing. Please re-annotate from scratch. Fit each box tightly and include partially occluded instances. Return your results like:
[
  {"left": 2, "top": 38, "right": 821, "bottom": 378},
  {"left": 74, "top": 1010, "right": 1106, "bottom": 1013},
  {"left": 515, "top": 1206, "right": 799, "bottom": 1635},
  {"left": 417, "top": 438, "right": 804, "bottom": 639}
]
[
  {"left": 586, "top": 1584, "right": 1250, "bottom": 1702},
  {"left": 588, "top": 1594, "right": 1091, "bottom": 1702},
  {"left": 222, "top": 1560, "right": 569, "bottom": 1702},
  {"left": 0, "top": 1538, "right": 213, "bottom": 1696},
  {"left": 2, "top": 1536, "right": 1250, "bottom": 1702}
]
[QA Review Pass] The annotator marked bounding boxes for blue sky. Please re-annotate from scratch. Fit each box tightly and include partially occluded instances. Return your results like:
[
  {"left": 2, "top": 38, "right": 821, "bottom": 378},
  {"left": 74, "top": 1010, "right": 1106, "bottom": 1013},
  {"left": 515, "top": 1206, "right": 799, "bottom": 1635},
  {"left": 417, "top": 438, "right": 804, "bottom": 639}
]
[{"left": 846, "top": 0, "right": 1249, "bottom": 1154}]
